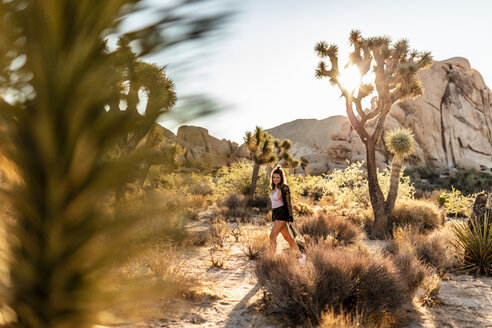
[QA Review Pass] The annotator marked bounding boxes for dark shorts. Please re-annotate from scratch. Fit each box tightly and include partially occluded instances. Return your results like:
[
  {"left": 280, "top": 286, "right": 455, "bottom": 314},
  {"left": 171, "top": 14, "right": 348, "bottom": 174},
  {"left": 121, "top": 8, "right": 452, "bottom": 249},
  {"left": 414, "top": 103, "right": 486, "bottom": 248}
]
[{"left": 272, "top": 205, "right": 293, "bottom": 222}]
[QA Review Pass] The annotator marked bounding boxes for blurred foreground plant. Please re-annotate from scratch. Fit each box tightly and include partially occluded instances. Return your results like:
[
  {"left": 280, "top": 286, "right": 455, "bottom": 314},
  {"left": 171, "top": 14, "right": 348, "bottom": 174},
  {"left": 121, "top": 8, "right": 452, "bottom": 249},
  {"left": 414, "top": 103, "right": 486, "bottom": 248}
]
[{"left": 0, "top": 0, "right": 228, "bottom": 327}]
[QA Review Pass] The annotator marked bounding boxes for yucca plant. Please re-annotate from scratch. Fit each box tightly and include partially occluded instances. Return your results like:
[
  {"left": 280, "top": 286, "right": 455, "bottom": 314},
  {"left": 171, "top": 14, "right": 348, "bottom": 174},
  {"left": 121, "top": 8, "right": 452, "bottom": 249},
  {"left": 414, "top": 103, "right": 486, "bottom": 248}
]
[
  {"left": 451, "top": 214, "right": 492, "bottom": 275},
  {"left": 0, "top": 1, "right": 227, "bottom": 327}
]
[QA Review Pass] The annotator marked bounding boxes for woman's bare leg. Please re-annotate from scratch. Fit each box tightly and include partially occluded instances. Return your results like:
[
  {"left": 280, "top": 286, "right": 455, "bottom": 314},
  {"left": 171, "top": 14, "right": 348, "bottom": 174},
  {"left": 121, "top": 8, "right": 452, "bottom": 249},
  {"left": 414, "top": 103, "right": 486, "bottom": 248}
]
[
  {"left": 280, "top": 224, "right": 300, "bottom": 254},
  {"left": 269, "top": 220, "right": 286, "bottom": 256}
]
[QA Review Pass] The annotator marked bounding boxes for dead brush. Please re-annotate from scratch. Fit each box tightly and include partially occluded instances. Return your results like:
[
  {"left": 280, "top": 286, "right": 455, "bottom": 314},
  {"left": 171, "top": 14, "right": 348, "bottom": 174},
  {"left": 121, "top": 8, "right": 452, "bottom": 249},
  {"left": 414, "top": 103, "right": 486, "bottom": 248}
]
[
  {"left": 384, "top": 227, "right": 433, "bottom": 295},
  {"left": 230, "top": 222, "right": 242, "bottom": 243},
  {"left": 255, "top": 242, "right": 410, "bottom": 326},
  {"left": 387, "top": 225, "right": 460, "bottom": 277},
  {"left": 208, "top": 246, "right": 227, "bottom": 268},
  {"left": 218, "top": 193, "right": 251, "bottom": 222},
  {"left": 417, "top": 274, "right": 442, "bottom": 307},
  {"left": 240, "top": 225, "right": 269, "bottom": 260},
  {"left": 297, "top": 212, "right": 364, "bottom": 246},
  {"left": 319, "top": 307, "right": 395, "bottom": 328},
  {"left": 185, "top": 230, "right": 211, "bottom": 247},
  {"left": 293, "top": 202, "right": 315, "bottom": 217},
  {"left": 141, "top": 245, "right": 188, "bottom": 285},
  {"left": 210, "top": 218, "right": 230, "bottom": 248},
  {"left": 389, "top": 199, "right": 443, "bottom": 233}
]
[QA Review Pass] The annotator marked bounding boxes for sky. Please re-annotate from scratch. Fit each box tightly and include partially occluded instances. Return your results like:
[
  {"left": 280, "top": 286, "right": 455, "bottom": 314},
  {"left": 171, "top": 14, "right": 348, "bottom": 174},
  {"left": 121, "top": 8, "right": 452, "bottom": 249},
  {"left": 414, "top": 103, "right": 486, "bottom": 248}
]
[{"left": 143, "top": 0, "right": 492, "bottom": 144}]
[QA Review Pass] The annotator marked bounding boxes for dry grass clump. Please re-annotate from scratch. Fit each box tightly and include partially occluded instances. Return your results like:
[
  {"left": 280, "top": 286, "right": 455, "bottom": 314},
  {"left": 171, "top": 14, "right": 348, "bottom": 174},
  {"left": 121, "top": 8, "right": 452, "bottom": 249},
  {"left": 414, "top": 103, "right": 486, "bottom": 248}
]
[
  {"left": 389, "top": 199, "right": 443, "bottom": 233},
  {"left": 416, "top": 225, "right": 461, "bottom": 275},
  {"left": 210, "top": 218, "right": 230, "bottom": 248},
  {"left": 230, "top": 222, "right": 242, "bottom": 242},
  {"left": 293, "top": 202, "right": 315, "bottom": 216},
  {"left": 384, "top": 227, "right": 442, "bottom": 304},
  {"left": 297, "top": 212, "right": 364, "bottom": 246},
  {"left": 255, "top": 243, "right": 408, "bottom": 326},
  {"left": 240, "top": 225, "right": 269, "bottom": 260},
  {"left": 319, "top": 307, "right": 395, "bottom": 328},
  {"left": 218, "top": 193, "right": 251, "bottom": 221},
  {"left": 208, "top": 246, "right": 228, "bottom": 268},
  {"left": 386, "top": 225, "right": 460, "bottom": 276},
  {"left": 184, "top": 230, "right": 211, "bottom": 247},
  {"left": 111, "top": 245, "right": 192, "bottom": 322}
]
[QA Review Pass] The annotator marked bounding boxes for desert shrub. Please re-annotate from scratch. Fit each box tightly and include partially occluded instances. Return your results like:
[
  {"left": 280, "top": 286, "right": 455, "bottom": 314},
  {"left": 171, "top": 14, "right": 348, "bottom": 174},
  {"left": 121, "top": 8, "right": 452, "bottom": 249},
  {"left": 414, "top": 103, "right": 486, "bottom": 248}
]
[
  {"left": 185, "top": 230, "right": 211, "bottom": 247},
  {"left": 328, "top": 206, "right": 374, "bottom": 233},
  {"left": 230, "top": 222, "right": 242, "bottom": 242},
  {"left": 148, "top": 171, "right": 214, "bottom": 195},
  {"left": 386, "top": 226, "right": 459, "bottom": 276},
  {"left": 419, "top": 189, "right": 446, "bottom": 205},
  {"left": 383, "top": 227, "right": 438, "bottom": 302},
  {"left": 297, "top": 212, "right": 363, "bottom": 246},
  {"left": 208, "top": 246, "right": 227, "bottom": 268},
  {"left": 325, "top": 161, "right": 415, "bottom": 209},
  {"left": 240, "top": 225, "right": 269, "bottom": 260},
  {"left": 389, "top": 199, "right": 443, "bottom": 232},
  {"left": 293, "top": 202, "right": 315, "bottom": 217},
  {"left": 442, "top": 168, "right": 492, "bottom": 195},
  {"left": 290, "top": 174, "right": 331, "bottom": 201},
  {"left": 248, "top": 194, "right": 270, "bottom": 213},
  {"left": 404, "top": 167, "right": 491, "bottom": 196},
  {"left": 215, "top": 160, "right": 270, "bottom": 198},
  {"left": 218, "top": 193, "right": 251, "bottom": 221},
  {"left": 451, "top": 214, "right": 492, "bottom": 275},
  {"left": 441, "top": 187, "right": 476, "bottom": 217},
  {"left": 390, "top": 246, "right": 430, "bottom": 295},
  {"left": 318, "top": 308, "right": 387, "bottom": 328},
  {"left": 187, "top": 176, "right": 215, "bottom": 196},
  {"left": 416, "top": 225, "right": 461, "bottom": 275},
  {"left": 210, "top": 218, "right": 229, "bottom": 248},
  {"left": 255, "top": 243, "right": 409, "bottom": 326}
]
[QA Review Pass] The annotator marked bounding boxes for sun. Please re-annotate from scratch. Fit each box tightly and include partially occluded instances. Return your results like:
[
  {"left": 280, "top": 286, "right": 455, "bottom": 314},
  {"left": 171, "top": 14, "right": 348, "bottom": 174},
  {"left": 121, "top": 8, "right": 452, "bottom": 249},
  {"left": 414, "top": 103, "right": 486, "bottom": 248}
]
[{"left": 338, "top": 65, "right": 361, "bottom": 93}]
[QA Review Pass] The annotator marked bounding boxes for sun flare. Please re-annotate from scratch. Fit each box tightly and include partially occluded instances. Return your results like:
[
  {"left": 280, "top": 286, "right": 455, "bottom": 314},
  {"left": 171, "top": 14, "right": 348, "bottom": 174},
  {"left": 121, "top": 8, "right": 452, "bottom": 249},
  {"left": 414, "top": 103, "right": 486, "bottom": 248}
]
[{"left": 338, "top": 65, "right": 361, "bottom": 93}]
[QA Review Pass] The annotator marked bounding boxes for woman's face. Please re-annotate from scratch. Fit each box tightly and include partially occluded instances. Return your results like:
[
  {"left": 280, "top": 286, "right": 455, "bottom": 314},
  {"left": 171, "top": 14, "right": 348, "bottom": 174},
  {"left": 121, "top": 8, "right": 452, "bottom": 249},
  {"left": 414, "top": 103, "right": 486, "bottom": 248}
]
[{"left": 272, "top": 173, "right": 281, "bottom": 186}]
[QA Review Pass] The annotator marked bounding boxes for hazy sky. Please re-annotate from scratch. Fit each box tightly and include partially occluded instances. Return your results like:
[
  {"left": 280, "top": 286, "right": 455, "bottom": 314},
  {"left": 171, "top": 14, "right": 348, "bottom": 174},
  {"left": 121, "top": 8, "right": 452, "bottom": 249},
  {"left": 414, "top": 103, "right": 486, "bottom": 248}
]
[{"left": 148, "top": 0, "right": 492, "bottom": 143}]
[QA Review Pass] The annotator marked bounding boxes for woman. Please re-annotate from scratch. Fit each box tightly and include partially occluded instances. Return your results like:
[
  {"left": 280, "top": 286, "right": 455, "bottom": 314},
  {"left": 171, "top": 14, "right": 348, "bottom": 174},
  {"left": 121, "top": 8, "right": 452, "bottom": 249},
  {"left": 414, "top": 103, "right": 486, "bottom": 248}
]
[{"left": 269, "top": 165, "right": 305, "bottom": 263}]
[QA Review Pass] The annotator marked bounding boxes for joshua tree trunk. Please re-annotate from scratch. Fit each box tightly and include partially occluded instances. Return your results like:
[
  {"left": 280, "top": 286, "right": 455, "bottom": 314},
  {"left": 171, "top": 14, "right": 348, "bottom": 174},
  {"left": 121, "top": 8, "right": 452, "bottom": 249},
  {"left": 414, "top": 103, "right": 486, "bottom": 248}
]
[
  {"left": 366, "top": 143, "right": 388, "bottom": 239},
  {"left": 249, "top": 162, "right": 260, "bottom": 199},
  {"left": 385, "top": 154, "right": 404, "bottom": 215}
]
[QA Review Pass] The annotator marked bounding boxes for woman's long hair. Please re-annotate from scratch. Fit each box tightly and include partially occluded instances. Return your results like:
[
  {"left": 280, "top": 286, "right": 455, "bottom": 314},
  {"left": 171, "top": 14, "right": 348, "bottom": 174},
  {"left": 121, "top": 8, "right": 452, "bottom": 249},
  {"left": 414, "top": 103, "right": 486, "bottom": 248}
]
[{"left": 270, "top": 165, "right": 287, "bottom": 190}]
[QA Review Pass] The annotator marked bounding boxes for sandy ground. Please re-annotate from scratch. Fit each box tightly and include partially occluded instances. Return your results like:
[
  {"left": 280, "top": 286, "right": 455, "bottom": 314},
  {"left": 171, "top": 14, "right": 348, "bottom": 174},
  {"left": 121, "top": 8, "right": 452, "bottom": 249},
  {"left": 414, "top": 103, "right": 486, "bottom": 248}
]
[
  {"left": 115, "top": 219, "right": 492, "bottom": 328},
  {"left": 410, "top": 274, "right": 492, "bottom": 328}
]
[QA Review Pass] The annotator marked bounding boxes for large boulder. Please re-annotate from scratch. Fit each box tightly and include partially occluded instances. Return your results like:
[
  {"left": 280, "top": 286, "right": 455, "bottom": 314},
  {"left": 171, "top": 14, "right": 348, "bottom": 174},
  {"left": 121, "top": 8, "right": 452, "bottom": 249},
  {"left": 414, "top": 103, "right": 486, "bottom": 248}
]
[
  {"left": 267, "top": 58, "right": 492, "bottom": 175},
  {"left": 176, "top": 125, "right": 242, "bottom": 168}
]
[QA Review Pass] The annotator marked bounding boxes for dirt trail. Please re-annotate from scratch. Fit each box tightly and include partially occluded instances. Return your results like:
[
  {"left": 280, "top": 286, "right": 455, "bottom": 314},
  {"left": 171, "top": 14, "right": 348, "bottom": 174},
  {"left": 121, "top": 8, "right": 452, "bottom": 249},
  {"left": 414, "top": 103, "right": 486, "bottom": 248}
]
[{"left": 160, "top": 230, "right": 283, "bottom": 328}]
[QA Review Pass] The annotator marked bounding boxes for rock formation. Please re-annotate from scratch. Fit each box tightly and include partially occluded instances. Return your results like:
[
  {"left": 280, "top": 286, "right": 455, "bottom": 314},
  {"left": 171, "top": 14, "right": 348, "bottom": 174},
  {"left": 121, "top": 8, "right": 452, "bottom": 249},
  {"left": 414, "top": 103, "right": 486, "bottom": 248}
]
[
  {"left": 149, "top": 124, "right": 245, "bottom": 169},
  {"left": 267, "top": 58, "right": 492, "bottom": 175}
]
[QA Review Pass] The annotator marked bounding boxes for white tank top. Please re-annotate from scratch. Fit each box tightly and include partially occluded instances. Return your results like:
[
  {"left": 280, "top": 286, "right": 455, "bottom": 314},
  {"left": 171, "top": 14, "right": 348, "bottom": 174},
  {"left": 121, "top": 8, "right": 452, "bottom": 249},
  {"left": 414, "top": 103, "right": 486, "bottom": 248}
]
[{"left": 270, "top": 189, "right": 284, "bottom": 209}]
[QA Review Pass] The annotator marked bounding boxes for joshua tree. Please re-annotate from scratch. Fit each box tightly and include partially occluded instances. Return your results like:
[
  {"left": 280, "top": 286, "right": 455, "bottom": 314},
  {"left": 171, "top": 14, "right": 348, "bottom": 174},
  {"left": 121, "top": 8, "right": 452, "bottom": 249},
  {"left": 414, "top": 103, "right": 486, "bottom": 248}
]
[
  {"left": 315, "top": 30, "right": 432, "bottom": 238},
  {"left": 244, "top": 126, "right": 277, "bottom": 199},
  {"left": 273, "top": 138, "right": 300, "bottom": 170}
]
